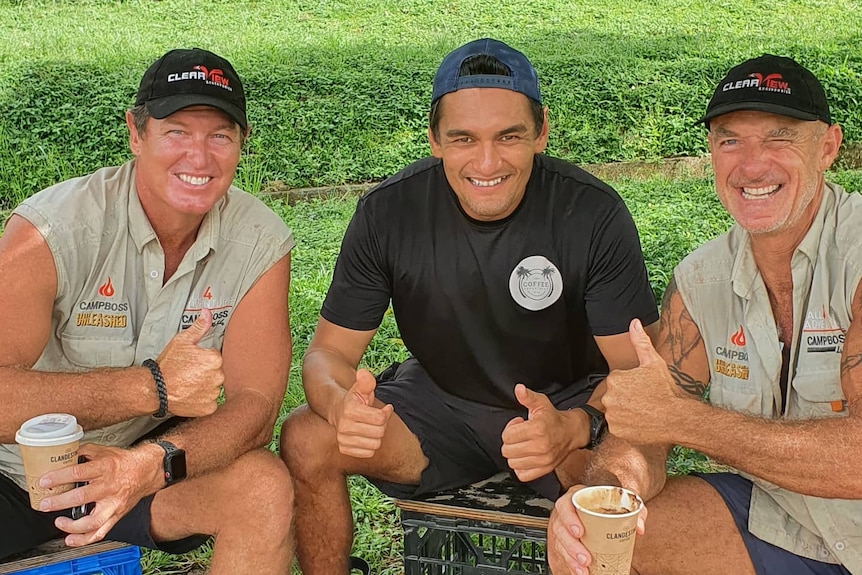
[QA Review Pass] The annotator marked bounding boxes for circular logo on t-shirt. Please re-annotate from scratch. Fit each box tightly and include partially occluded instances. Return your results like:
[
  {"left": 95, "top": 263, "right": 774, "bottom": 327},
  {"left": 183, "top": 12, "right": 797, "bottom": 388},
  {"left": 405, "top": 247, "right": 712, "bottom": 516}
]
[{"left": 509, "top": 255, "right": 563, "bottom": 311}]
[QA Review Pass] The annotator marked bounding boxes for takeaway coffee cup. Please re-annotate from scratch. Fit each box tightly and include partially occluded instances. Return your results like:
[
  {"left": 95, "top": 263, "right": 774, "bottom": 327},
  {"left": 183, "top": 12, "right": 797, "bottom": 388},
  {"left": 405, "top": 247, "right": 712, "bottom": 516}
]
[
  {"left": 15, "top": 413, "right": 84, "bottom": 510},
  {"left": 572, "top": 485, "right": 644, "bottom": 575}
]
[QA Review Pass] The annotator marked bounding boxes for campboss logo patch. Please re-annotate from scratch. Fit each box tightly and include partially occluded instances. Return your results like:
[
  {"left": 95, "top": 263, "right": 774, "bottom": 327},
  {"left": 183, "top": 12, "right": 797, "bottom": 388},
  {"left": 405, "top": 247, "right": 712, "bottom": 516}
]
[
  {"left": 75, "top": 277, "right": 129, "bottom": 329},
  {"left": 803, "top": 305, "right": 845, "bottom": 354},
  {"left": 714, "top": 325, "right": 749, "bottom": 380},
  {"left": 180, "top": 287, "right": 236, "bottom": 330}
]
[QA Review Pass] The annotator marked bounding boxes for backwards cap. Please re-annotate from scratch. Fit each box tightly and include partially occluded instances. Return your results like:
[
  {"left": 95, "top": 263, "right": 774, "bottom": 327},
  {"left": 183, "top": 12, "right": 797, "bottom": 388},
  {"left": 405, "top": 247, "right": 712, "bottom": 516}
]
[{"left": 431, "top": 38, "right": 542, "bottom": 105}]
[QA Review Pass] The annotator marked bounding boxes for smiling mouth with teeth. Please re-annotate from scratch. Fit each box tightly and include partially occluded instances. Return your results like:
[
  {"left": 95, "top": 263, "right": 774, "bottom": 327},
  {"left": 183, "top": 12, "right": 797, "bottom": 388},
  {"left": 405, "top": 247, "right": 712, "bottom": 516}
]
[
  {"left": 469, "top": 176, "right": 507, "bottom": 187},
  {"left": 741, "top": 184, "right": 780, "bottom": 199},
  {"left": 177, "top": 174, "right": 212, "bottom": 186}
]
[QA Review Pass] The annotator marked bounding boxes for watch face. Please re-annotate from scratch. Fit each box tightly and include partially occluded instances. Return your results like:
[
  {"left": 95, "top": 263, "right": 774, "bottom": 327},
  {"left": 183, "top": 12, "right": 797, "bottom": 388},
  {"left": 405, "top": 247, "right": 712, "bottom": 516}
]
[{"left": 165, "top": 450, "right": 187, "bottom": 484}]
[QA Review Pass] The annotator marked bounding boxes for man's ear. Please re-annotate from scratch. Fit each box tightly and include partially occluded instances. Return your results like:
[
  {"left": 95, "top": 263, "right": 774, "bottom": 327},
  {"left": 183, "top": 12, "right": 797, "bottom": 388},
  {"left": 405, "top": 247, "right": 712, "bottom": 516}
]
[
  {"left": 818, "top": 123, "right": 843, "bottom": 172},
  {"left": 428, "top": 125, "right": 443, "bottom": 159},
  {"left": 126, "top": 110, "right": 143, "bottom": 156},
  {"left": 534, "top": 106, "right": 550, "bottom": 153}
]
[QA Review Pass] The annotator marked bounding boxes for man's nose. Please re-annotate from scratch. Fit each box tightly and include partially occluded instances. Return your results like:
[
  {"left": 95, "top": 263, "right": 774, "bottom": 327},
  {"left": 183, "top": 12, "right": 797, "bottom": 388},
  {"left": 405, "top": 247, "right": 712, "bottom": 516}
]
[
  {"left": 184, "top": 135, "right": 210, "bottom": 166},
  {"left": 474, "top": 141, "right": 503, "bottom": 173}
]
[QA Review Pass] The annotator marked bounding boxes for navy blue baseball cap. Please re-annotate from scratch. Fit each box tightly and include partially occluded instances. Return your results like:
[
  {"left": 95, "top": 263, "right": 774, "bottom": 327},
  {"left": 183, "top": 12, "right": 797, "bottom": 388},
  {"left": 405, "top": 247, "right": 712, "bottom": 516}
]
[
  {"left": 431, "top": 38, "right": 542, "bottom": 105},
  {"left": 136, "top": 48, "right": 247, "bottom": 130}
]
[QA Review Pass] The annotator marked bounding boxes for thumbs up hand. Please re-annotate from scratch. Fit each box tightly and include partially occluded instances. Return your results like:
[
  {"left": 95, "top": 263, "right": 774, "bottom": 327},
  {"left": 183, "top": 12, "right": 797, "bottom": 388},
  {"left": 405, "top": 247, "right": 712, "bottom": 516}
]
[
  {"left": 501, "top": 384, "right": 575, "bottom": 482},
  {"left": 155, "top": 307, "right": 224, "bottom": 417},
  {"left": 603, "top": 318, "right": 681, "bottom": 445},
  {"left": 334, "top": 369, "right": 394, "bottom": 458}
]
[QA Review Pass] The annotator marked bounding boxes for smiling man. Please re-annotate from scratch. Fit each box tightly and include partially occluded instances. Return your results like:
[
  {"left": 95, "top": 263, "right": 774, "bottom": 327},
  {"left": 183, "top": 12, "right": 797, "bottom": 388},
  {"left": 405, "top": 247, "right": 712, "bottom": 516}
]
[
  {"left": 0, "top": 49, "right": 295, "bottom": 574},
  {"left": 280, "top": 38, "right": 659, "bottom": 574},
  {"left": 548, "top": 55, "right": 862, "bottom": 575}
]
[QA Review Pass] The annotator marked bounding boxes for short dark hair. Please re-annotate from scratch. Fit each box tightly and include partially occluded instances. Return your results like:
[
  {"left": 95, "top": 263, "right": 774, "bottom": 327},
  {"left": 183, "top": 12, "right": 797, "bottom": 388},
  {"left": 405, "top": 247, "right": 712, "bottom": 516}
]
[
  {"left": 127, "top": 103, "right": 247, "bottom": 145},
  {"left": 428, "top": 54, "right": 545, "bottom": 140}
]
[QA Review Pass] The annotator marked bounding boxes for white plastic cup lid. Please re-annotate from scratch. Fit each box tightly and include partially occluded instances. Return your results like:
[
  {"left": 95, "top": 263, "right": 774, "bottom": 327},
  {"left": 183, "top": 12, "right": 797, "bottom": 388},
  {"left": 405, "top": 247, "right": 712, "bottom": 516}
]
[{"left": 15, "top": 413, "right": 84, "bottom": 447}]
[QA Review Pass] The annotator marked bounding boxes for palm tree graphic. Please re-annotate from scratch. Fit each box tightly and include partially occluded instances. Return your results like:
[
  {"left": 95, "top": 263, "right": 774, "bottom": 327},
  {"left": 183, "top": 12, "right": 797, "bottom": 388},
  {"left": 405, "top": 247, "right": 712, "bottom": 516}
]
[
  {"left": 517, "top": 265, "right": 554, "bottom": 300},
  {"left": 541, "top": 266, "right": 555, "bottom": 297}
]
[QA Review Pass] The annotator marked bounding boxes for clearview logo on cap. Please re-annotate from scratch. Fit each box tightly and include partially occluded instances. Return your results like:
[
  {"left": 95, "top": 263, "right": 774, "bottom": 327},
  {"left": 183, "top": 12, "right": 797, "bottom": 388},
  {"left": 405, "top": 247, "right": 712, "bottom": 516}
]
[
  {"left": 723, "top": 72, "right": 791, "bottom": 95},
  {"left": 167, "top": 65, "right": 233, "bottom": 92}
]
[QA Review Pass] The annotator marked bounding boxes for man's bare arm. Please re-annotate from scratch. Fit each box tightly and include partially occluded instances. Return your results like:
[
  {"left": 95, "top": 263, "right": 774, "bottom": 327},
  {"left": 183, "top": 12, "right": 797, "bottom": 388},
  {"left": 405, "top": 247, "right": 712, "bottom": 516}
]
[
  {"left": 558, "top": 321, "right": 662, "bottom": 449},
  {"left": 0, "top": 216, "right": 161, "bottom": 441},
  {"left": 590, "top": 278, "right": 711, "bottom": 497},
  {"left": 154, "top": 254, "right": 293, "bottom": 478},
  {"left": 657, "top": 276, "right": 711, "bottom": 399},
  {"left": 610, "top": 277, "right": 862, "bottom": 499},
  {"left": 301, "top": 318, "right": 377, "bottom": 426}
]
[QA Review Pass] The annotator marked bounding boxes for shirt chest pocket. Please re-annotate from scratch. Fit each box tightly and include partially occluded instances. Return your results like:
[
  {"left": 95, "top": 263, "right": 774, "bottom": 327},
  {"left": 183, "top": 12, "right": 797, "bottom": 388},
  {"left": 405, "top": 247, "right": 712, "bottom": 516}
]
[
  {"left": 790, "top": 372, "right": 846, "bottom": 419},
  {"left": 60, "top": 333, "right": 137, "bottom": 368},
  {"left": 709, "top": 376, "right": 764, "bottom": 415}
]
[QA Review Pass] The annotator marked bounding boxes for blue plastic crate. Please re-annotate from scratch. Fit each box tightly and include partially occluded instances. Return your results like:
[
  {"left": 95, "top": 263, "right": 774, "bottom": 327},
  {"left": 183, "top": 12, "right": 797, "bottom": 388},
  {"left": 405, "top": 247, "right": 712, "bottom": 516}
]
[{"left": 8, "top": 545, "right": 142, "bottom": 575}]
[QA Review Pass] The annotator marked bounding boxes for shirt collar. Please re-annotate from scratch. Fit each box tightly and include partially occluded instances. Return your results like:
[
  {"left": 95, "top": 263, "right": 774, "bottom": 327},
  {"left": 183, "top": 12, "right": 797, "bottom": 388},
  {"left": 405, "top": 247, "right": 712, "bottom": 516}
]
[{"left": 730, "top": 183, "right": 834, "bottom": 298}]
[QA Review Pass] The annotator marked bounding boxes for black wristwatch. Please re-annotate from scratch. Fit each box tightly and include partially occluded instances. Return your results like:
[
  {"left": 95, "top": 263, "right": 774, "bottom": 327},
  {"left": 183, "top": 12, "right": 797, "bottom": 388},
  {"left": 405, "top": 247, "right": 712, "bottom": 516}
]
[
  {"left": 154, "top": 440, "right": 187, "bottom": 486},
  {"left": 577, "top": 405, "right": 608, "bottom": 450}
]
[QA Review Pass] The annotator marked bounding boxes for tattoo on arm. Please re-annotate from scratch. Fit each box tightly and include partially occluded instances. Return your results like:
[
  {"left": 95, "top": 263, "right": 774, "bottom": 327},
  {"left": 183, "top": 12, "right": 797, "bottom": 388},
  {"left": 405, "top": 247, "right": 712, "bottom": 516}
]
[
  {"left": 660, "top": 277, "right": 701, "bottom": 365},
  {"left": 669, "top": 365, "right": 707, "bottom": 398},
  {"left": 842, "top": 353, "right": 862, "bottom": 378}
]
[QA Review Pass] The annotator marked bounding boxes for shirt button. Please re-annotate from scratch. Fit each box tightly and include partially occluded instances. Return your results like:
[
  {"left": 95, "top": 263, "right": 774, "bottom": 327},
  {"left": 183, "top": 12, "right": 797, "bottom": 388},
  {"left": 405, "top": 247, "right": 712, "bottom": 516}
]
[
  {"left": 149, "top": 270, "right": 159, "bottom": 278},
  {"left": 835, "top": 541, "right": 846, "bottom": 551},
  {"left": 820, "top": 548, "right": 831, "bottom": 558}
]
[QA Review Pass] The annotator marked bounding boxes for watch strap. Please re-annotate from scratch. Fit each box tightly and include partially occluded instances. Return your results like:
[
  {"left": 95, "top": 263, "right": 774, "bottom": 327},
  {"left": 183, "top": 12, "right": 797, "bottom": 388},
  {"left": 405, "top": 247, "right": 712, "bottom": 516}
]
[
  {"left": 576, "top": 404, "right": 608, "bottom": 450},
  {"left": 155, "top": 439, "right": 178, "bottom": 456}
]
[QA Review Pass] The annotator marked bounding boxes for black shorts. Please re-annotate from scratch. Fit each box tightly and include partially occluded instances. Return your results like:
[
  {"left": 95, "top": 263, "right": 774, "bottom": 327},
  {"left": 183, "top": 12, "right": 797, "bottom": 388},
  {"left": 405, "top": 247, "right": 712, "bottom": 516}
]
[
  {"left": 697, "top": 473, "right": 851, "bottom": 575},
  {"left": 370, "top": 358, "right": 598, "bottom": 501},
  {"left": 0, "top": 417, "right": 208, "bottom": 561}
]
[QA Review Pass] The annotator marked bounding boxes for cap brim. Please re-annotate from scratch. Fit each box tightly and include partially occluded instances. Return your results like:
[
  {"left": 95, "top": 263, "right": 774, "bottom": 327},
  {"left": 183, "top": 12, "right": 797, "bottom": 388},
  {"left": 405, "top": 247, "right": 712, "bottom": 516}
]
[
  {"left": 146, "top": 95, "right": 247, "bottom": 130},
  {"left": 696, "top": 101, "right": 821, "bottom": 126}
]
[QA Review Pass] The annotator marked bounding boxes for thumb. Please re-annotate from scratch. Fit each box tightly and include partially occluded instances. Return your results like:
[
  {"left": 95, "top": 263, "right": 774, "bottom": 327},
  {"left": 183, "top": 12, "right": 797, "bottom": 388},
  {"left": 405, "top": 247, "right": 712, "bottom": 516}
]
[
  {"left": 630, "top": 318, "right": 662, "bottom": 367},
  {"left": 180, "top": 307, "right": 213, "bottom": 345},
  {"left": 514, "top": 383, "right": 550, "bottom": 415},
  {"left": 351, "top": 369, "right": 377, "bottom": 405}
]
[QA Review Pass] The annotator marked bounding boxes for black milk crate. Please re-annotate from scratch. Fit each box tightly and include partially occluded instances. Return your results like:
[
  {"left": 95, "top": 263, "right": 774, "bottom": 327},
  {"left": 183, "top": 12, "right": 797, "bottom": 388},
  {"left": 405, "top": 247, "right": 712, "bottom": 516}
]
[{"left": 395, "top": 472, "right": 552, "bottom": 574}]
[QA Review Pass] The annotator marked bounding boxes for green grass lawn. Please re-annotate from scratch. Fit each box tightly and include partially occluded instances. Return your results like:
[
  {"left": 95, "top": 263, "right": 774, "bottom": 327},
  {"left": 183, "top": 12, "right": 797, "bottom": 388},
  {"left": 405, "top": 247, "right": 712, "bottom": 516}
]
[{"left": 2, "top": 0, "right": 862, "bottom": 209}]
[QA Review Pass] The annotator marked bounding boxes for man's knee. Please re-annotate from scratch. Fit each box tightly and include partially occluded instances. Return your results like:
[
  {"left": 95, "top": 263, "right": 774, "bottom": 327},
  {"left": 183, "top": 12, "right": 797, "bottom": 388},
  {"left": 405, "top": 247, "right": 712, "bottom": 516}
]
[
  {"left": 215, "top": 450, "right": 294, "bottom": 538},
  {"left": 152, "top": 449, "right": 293, "bottom": 542},
  {"left": 280, "top": 404, "right": 339, "bottom": 477}
]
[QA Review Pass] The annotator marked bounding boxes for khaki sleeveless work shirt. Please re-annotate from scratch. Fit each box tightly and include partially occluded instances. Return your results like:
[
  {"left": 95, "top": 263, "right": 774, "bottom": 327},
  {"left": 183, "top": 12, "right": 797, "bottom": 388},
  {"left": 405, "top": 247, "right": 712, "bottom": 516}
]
[
  {"left": 0, "top": 161, "right": 294, "bottom": 489},
  {"left": 675, "top": 182, "right": 862, "bottom": 570}
]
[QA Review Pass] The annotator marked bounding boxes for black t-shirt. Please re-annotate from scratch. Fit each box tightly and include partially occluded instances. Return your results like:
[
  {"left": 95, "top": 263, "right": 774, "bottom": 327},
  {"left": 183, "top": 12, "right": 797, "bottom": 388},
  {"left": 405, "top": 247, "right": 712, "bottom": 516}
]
[{"left": 322, "top": 154, "right": 658, "bottom": 408}]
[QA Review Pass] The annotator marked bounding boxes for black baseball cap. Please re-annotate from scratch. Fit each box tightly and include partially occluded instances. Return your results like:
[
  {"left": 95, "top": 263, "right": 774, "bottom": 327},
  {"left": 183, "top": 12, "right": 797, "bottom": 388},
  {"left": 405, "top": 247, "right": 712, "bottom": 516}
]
[
  {"left": 431, "top": 38, "right": 542, "bottom": 105},
  {"left": 698, "top": 54, "right": 831, "bottom": 127},
  {"left": 135, "top": 48, "right": 247, "bottom": 130}
]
